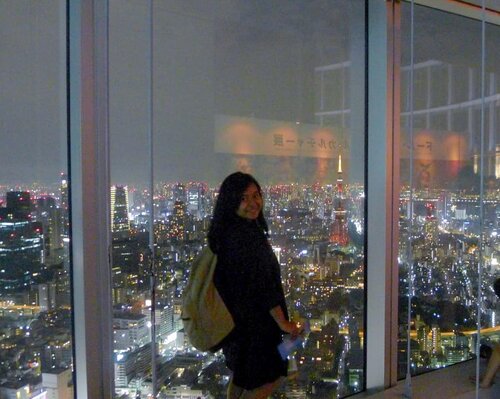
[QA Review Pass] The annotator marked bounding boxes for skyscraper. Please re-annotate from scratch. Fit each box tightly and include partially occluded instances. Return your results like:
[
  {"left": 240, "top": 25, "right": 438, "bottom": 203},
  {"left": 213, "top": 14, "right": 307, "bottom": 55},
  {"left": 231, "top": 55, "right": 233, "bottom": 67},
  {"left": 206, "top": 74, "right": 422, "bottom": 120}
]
[
  {"left": 173, "top": 183, "right": 186, "bottom": 203},
  {"left": 0, "top": 216, "right": 43, "bottom": 292},
  {"left": 35, "top": 196, "right": 64, "bottom": 265},
  {"left": 111, "top": 185, "right": 131, "bottom": 237},
  {"left": 60, "top": 173, "right": 70, "bottom": 236},
  {"left": 187, "top": 182, "right": 207, "bottom": 220},
  {"left": 170, "top": 200, "right": 186, "bottom": 241}
]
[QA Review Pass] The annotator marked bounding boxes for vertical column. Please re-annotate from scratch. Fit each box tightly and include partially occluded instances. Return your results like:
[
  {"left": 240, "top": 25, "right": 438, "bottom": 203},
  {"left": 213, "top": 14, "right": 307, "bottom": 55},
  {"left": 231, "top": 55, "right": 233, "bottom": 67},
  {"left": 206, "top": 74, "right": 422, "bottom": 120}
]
[
  {"left": 366, "top": 0, "right": 400, "bottom": 390},
  {"left": 69, "top": 1, "right": 113, "bottom": 398},
  {"left": 488, "top": 72, "right": 495, "bottom": 167}
]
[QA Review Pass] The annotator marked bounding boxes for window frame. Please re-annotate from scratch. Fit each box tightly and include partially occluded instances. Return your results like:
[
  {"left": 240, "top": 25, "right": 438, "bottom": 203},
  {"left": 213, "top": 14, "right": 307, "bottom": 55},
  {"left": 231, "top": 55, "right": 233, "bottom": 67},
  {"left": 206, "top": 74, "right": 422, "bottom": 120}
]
[
  {"left": 67, "top": 0, "right": 499, "bottom": 397},
  {"left": 69, "top": 1, "right": 113, "bottom": 398}
]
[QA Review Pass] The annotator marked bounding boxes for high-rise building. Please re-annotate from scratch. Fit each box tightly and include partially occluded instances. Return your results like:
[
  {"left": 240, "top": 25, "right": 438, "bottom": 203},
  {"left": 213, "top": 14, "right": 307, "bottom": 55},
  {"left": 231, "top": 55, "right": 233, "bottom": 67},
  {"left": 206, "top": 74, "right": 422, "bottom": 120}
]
[
  {"left": 113, "top": 312, "right": 150, "bottom": 351},
  {"left": 60, "top": 173, "right": 69, "bottom": 237},
  {"left": 54, "top": 268, "right": 71, "bottom": 308},
  {"left": 6, "top": 191, "right": 32, "bottom": 219},
  {"left": 114, "top": 344, "right": 152, "bottom": 388},
  {"left": 111, "top": 185, "right": 130, "bottom": 237},
  {"left": 35, "top": 196, "right": 64, "bottom": 265},
  {"left": 431, "top": 325, "right": 442, "bottom": 354},
  {"left": 158, "top": 305, "right": 175, "bottom": 338},
  {"left": 0, "top": 216, "right": 43, "bottom": 293},
  {"left": 38, "top": 282, "right": 57, "bottom": 311},
  {"left": 173, "top": 183, "right": 186, "bottom": 203},
  {"left": 187, "top": 183, "right": 207, "bottom": 219},
  {"left": 40, "top": 338, "right": 73, "bottom": 371},
  {"left": 170, "top": 200, "right": 186, "bottom": 240}
]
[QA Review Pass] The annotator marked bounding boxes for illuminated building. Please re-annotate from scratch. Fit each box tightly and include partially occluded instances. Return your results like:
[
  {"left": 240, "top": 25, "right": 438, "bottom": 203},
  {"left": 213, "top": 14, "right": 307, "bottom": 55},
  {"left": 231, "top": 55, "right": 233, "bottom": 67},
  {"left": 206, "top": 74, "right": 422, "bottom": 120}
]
[
  {"left": 42, "top": 368, "right": 74, "bottom": 399},
  {"left": 156, "top": 305, "right": 175, "bottom": 339},
  {"left": 417, "top": 325, "right": 430, "bottom": 352},
  {"left": 38, "top": 282, "right": 56, "bottom": 311},
  {"left": 424, "top": 202, "right": 439, "bottom": 242},
  {"left": 41, "top": 337, "right": 73, "bottom": 371},
  {"left": 0, "top": 383, "right": 47, "bottom": 399},
  {"left": 110, "top": 185, "right": 131, "bottom": 237},
  {"left": 444, "top": 346, "right": 469, "bottom": 364},
  {"left": 430, "top": 325, "right": 441, "bottom": 354},
  {"left": 170, "top": 200, "right": 186, "bottom": 241},
  {"left": 330, "top": 154, "right": 349, "bottom": 247},
  {"left": 6, "top": 191, "right": 32, "bottom": 218},
  {"left": 163, "top": 385, "right": 205, "bottom": 399},
  {"left": 173, "top": 183, "right": 186, "bottom": 203},
  {"left": 113, "top": 312, "right": 150, "bottom": 351},
  {"left": 0, "top": 215, "right": 43, "bottom": 293},
  {"left": 187, "top": 182, "right": 207, "bottom": 220},
  {"left": 60, "top": 173, "right": 69, "bottom": 236},
  {"left": 114, "top": 344, "right": 152, "bottom": 388},
  {"left": 35, "top": 196, "right": 64, "bottom": 265}
]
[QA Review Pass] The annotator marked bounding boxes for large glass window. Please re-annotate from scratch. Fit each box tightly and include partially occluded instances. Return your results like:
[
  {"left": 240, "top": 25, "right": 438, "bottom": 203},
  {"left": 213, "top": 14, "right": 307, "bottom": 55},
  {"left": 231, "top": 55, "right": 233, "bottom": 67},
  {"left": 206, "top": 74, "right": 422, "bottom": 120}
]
[
  {"left": 109, "top": 1, "right": 366, "bottom": 398},
  {"left": 0, "top": 1, "right": 73, "bottom": 398},
  {"left": 398, "top": 2, "right": 500, "bottom": 379}
]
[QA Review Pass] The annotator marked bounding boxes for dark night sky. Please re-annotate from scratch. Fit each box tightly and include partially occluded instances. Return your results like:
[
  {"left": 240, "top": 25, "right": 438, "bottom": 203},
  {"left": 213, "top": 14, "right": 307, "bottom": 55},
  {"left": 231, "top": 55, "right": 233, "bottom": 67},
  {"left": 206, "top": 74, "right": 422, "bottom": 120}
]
[
  {"left": 1, "top": 0, "right": 498, "bottom": 188},
  {"left": 108, "top": 0, "right": 358, "bottom": 186},
  {"left": 1, "top": 1, "right": 67, "bottom": 186}
]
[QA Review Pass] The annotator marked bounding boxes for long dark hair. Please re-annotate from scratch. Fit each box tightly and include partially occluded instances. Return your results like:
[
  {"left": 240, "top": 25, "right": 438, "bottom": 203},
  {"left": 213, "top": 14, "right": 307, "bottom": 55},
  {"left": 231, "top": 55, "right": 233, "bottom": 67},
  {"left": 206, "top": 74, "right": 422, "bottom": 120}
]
[{"left": 208, "top": 172, "right": 268, "bottom": 253}]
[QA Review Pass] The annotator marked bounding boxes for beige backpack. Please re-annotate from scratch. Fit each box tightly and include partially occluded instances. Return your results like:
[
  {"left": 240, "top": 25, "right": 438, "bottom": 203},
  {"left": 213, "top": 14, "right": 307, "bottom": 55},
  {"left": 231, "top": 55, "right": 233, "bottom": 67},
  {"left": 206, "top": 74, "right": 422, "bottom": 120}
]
[{"left": 181, "top": 246, "right": 235, "bottom": 352}]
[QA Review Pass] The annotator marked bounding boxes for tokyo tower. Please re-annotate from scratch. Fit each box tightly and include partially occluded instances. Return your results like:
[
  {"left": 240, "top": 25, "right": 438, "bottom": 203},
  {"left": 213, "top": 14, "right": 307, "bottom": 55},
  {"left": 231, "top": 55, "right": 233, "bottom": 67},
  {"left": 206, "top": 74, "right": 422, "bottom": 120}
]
[{"left": 330, "top": 154, "right": 349, "bottom": 246}]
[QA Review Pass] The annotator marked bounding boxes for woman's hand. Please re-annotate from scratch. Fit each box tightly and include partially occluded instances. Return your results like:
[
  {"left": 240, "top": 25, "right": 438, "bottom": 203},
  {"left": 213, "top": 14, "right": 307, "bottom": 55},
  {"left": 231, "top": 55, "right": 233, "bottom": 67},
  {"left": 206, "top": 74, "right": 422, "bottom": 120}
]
[
  {"left": 269, "top": 306, "right": 304, "bottom": 338},
  {"left": 280, "top": 320, "right": 304, "bottom": 339}
]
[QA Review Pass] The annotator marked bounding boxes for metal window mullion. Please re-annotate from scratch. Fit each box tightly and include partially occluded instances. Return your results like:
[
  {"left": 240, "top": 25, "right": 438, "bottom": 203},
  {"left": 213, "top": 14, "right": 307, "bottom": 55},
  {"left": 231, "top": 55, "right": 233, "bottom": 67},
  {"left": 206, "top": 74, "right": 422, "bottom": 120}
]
[
  {"left": 70, "top": 1, "right": 113, "bottom": 398},
  {"left": 366, "top": 0, "right": 399, "bottom": 390},
  {"left": 147, "top": 1, "right": 157, "bottom": 396},
  {"left": 474, "top": 2, "right": 487, "bottom": 397},
  {"left": 404, "top": 1, "right": 415, "bottom": 397},
  {"left": 411, "top": 0, "right": 500, "bottom": 25}
]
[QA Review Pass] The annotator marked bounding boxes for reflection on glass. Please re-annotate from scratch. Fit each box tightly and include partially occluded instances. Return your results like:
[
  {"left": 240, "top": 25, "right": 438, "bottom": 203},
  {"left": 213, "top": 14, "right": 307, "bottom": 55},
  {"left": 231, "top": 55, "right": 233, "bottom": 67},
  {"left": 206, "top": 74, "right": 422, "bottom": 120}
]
[
  {"left": 0, "top": 1, "right": 73, "bottom": 398},
  {"left": 110, "top": 1, "right": 365, "bottom": 398},
  {"left": 461, "top": 1, "right": 500, "bottom": 12},
  {"left": 398, "top": 3, "right": 500, "bottom": 379}
]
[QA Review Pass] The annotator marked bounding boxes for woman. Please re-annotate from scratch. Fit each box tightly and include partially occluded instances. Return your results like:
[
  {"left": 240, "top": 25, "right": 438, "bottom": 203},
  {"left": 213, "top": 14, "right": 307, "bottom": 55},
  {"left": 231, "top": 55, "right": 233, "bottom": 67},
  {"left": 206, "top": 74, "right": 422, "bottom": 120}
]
[{"left": 208, "top": 172, "right": 301, "bottom": 399}]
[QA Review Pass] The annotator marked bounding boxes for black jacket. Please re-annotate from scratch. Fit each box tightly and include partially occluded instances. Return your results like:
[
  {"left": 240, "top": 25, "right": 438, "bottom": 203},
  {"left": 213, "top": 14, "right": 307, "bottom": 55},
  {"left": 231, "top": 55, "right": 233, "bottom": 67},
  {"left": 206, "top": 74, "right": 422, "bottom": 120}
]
[{"left": 213, "top": 216, "right": 288, "bottom": 341}]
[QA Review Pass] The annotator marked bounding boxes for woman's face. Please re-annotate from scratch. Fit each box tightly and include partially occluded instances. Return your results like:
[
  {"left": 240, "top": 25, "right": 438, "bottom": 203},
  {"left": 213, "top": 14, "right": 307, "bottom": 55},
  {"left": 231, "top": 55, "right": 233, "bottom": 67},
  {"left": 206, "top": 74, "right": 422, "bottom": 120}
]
[{"left": 236, "top": 183, "right": 263, "bottom": 220}]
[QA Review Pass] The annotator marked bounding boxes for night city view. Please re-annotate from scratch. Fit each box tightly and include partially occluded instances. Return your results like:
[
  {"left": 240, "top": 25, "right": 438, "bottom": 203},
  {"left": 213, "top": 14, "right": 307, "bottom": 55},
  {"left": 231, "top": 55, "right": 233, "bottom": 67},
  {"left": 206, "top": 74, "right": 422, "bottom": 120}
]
[
  {"left": 1, "top": 165, "right": 498, "bottom": 397},
  {"left": 1, "top": 1, "right": 499, "bottom": 398}
]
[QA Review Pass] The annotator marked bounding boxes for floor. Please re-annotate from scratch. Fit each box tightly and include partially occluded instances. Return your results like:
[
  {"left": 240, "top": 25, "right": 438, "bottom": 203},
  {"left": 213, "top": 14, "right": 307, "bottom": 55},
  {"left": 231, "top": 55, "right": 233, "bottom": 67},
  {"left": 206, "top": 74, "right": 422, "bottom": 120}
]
[{"left": 356, "top": 359, "right": 500, "bottom": 399}]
